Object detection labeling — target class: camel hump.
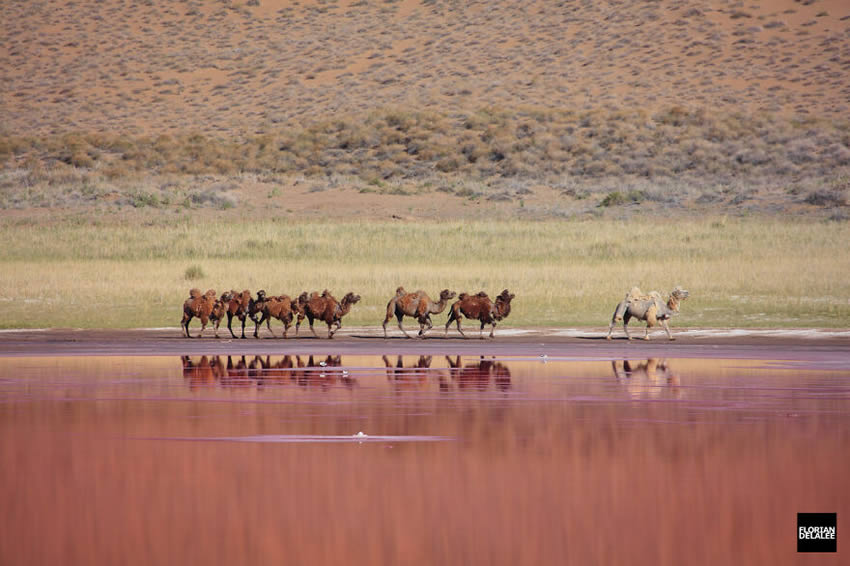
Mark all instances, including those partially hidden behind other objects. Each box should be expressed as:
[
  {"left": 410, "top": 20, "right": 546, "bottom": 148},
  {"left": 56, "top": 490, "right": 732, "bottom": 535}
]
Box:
[
  {"left": 321, "top": 289, "right": 330, "bottom": 297},
  {"left": 476, "top": 291, "right": 489, "bottom": 298},
  {"left": 189, "top": 288, "right": 202, "bottom": 299},
  {"left": 626, "top": 286, "right": 643, "bottom": 300},
  {"left": 458, "top": 292, "right": 469, "bottom": 300},
  {"left": 395, "top": 286, "right": 406, "bottom": 296}
]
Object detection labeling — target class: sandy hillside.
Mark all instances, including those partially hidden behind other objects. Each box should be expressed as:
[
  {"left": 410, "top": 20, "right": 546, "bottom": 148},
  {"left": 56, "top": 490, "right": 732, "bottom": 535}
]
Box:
[{"left": 3, "top": 0, "right": 850, "bottom": 137}]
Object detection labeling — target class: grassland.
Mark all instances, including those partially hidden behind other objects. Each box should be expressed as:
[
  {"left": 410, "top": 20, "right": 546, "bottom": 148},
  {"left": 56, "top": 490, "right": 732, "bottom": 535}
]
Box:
[{"left": 1, "top": 217, "right": 847, "bottom": 330}]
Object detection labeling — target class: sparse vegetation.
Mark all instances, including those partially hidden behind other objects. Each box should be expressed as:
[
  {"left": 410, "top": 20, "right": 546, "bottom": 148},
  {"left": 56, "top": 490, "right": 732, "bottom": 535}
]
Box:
[
  {"left": 0, "top": 218, "right": 847, "bottom": 329},
  {"left": 2, "top": 107, "right": 848, "bottom": 212}
]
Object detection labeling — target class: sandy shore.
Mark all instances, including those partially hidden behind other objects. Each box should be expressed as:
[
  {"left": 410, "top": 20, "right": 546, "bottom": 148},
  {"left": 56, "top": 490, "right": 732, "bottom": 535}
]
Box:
[{"left": 0, "top": 328, "right": 847, "bottom": 365}]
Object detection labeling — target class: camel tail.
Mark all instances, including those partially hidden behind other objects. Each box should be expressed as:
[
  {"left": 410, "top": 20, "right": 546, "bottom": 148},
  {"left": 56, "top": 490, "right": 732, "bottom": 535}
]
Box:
[{"left": 612, "top": 300, "right": 628, "bottom": 322}]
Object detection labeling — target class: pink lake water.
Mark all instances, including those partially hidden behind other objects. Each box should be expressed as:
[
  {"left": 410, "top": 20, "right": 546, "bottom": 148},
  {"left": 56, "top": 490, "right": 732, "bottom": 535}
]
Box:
[{"left": 1, "top": 353, "right": 848, "bottom": 565}]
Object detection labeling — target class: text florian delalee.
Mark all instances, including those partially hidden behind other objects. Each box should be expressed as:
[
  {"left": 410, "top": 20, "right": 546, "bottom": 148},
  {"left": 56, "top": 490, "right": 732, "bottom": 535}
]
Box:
[{"left": 799, "top": 526, "right": 837, "bottom": 540}]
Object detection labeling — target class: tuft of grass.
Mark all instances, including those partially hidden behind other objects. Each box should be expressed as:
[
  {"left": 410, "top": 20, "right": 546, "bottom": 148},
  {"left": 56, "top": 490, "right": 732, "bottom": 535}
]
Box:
[
  {"left": 598, "top": 190, "right": 646, "bottom": 207},
  {"left": 184, "top": 265, "right": 205, "bottom": 281}
]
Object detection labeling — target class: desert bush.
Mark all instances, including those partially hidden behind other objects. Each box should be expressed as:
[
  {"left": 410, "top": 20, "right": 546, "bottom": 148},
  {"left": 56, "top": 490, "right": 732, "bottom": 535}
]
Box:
[{"left": 184, "top": 265, "right": 205, "bottom": 281}]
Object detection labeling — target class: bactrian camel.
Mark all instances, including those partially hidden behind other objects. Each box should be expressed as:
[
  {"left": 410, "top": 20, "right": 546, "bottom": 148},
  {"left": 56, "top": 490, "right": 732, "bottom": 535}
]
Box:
[
  {"left": 445, "top": 289, "right": 515, "bottom": 339},
  {"left": 606, "top": 286, "right": 690, "bottom": 341},
  {"left": 302, "top": 290, "right": 361, "bottom": 338},
  {"left": 382, "top": 286, "right": 457, "bottom": 338},
  {"left": 181, "top": 288, "right": 218, "bottom": 338}
]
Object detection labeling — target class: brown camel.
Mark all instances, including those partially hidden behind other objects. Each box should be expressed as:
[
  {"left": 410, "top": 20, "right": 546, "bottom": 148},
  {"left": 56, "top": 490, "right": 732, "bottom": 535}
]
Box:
[
  {"left": 382, "top": 286, "right": 457, "bottom": 338},
  {"left": 302, "top": 290, "right": 361, "bottom": 338},
  {"left": 292, "top": 292, "right": 310, "bottom": 336},
  {"left": 208, "top": 291, "right": 234, "bottom": 338},
  {"left": 225, "top": 289, "right": 267, "bottom": 339},
  {"left": 444, "top": 289, "right": 515, "bottom": 339},
  {"left": 181, "top": 288, "right": 217, "bottom": 338},
  {"left": 254, "top": 294, "right": 296, "bottom": 338}
]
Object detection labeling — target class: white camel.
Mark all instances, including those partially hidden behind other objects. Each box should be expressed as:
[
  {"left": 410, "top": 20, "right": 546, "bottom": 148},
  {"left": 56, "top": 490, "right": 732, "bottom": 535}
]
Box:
[{"left": 606, "top": 286, "right": 690, "bottom": 341}]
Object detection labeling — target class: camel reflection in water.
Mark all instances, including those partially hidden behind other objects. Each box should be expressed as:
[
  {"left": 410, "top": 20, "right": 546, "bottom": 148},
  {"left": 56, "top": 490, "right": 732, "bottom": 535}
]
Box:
[
  {"left": 380, "top": 355, "right": 512, "bottom": 393},
  {"left": 181, "top": 355, "right": 511, "bottom": 393},
  {"left": 180, "top": 354, "right": 354, "bottom": 391},
  {"left": 611, "top": 358, "right": 681, "bottom": 398},
  {"left": 446, "top": 356, "right": 512, "bottom": 392},
  {"left": 382, "top": 355, "right": 433, "bottom": 393}
]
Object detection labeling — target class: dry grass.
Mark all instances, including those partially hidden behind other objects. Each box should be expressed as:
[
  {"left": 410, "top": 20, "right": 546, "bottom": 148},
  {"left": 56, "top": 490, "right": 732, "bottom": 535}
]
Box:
[{"left": 0, "top": 218, "right": 847, "bottom": 330}]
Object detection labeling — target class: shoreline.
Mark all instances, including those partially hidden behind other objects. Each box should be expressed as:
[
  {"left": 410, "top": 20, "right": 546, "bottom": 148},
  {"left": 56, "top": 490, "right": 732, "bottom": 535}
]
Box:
[{"left": 0, "top": 328, "right": 847, "bottom": 366}]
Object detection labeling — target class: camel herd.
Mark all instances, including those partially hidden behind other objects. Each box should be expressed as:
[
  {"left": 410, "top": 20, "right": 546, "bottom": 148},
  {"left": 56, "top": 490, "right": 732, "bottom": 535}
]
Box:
[{"left": 181, "top": 284, "right": 689, "bottom": 340}]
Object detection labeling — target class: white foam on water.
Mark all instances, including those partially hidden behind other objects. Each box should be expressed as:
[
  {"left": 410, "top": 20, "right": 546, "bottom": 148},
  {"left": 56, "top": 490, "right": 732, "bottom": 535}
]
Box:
[{"left": 205, "top": 434, "right": 453, "bottom": 443}]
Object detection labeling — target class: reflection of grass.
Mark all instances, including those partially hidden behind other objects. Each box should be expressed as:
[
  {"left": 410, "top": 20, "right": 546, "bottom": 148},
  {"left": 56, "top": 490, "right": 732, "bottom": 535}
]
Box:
[{"left": 0, "top": 219, "right": 847, "bottom": 329}]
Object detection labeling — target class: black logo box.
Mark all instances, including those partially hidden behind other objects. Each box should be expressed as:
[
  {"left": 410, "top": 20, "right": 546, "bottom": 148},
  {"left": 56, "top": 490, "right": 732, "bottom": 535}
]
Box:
[{"left": 798, "top": 513, "right": 837, "bottom": 553}]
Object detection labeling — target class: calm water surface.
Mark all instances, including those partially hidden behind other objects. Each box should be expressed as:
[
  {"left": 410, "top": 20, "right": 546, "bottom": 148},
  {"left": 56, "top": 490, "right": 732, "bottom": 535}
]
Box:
[{"left": 1, "top": 354, "right": 848, "bottom": 565}]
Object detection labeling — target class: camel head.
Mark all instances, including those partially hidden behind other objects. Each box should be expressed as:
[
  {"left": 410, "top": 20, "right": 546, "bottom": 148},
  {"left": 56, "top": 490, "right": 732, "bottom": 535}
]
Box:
[
  {"left": 439, "top": 289, "right": 457, "bottom": 301},
  {"left": 255, "top": 290, "right": 267, "bottom": 301},
  {"left": 494, "top": 289, "right": 515, "bottom": 320},
  {"left": 204, "top": 289, "right": 217, "bottom": 300},
  {"left": 668, "top": 286, "right": 689, "bottom": 311},
  {"left": 395, "top": 286, "right": 407, "bottom": 297},
  {"left": 497, "top": 289, "right": 515, "bottom": 303},
  {"left": 671, "top": 286, "right": 689, "bottom": 300},
  {"left": 342, "top": 292, "right": 361, "bottom": 306},
  {"left": 220, "top": 291, "right": 234, "bottom": 303}
]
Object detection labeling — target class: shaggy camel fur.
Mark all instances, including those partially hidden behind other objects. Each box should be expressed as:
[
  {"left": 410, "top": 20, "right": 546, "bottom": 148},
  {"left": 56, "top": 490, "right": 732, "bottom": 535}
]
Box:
[
  {"left": 444, "top": 289, "right": 515, "bottom": 339},
  {"left": 181, "top": 288, "right": 217, "bottom": 338},
  {"left": 254, "top": 294, "right": 296, "bottom": 338},
  {"left": 302, "top": 290, "right": 361, "bottom": 338},
  {"left": 208, "top": 291, "right": 234, "bottom": 338},
  {"left": 606, "top": 286, "right": 690, "bottom": 341},
  {"left": 292, "top": 292, "right": 310, "bottom": 336},
  {"left": 225, "top": 289, "right": 267, "bottom": 339},
  {"left": 382, "top": 286, "right": 457, "bottom": 338}
]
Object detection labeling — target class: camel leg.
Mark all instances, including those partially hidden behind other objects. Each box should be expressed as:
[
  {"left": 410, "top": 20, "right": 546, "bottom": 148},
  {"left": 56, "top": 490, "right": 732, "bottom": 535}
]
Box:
[
  {"left": 227, "top": 313, "right": 238, "bottom": 339},
  {"left": 308, "top": 315, "right": 319, "bottom": 338},
  {"left": 489, "top": 322, "right": 496, "bottom": 339},
  {"left": 623, "top": 313, "right": 632, "bottom": 341},
  {"left": 182, "top": 313, "right": 192, "bottom": 338},
  {"left": 662, "top": 320, "right": 675, "bottom": 341},
  {"left": 396, "top": 313, "right": 413, "bottom": 339},
  {"left": 253, "top": 313, "right": 266, "bottom": 339},
  {"left": 606, "top": 316, "right": 617, "bottom": 340},
  {"left": 419, "top": 316, "right": 433, "bottom": 338},
  {"left": 328, "top": 321, "right": 340, "bottom": 339},
  {"left": 479, "top": 321, "right": 486, "bottom": 340},
  {"left": 197, "top": 316, "right": 208, "bottom": 339},
  {"left": 455, "top": 316, "right": 466, "bottom": 338},
  {"left": 283, "top": 322, "right": 290, "bottom": 339},
  {"left": 240, "top": 316, "right": 247, "bottom": 339},
  {"left": 295, "top": 314, "right": 304, "bottom": 336},
  {"left": 214, "top": 320, "right": 221, "bottom": 339},
  {"left": 644, "top": 324, "right": 651, "bottom": 341}
]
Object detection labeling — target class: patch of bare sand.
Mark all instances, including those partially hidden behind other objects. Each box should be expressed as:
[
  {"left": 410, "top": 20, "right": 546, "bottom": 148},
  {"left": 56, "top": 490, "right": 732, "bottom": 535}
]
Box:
[{"left": 4, "top": 0, "right": 850, "bottom": 138}]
